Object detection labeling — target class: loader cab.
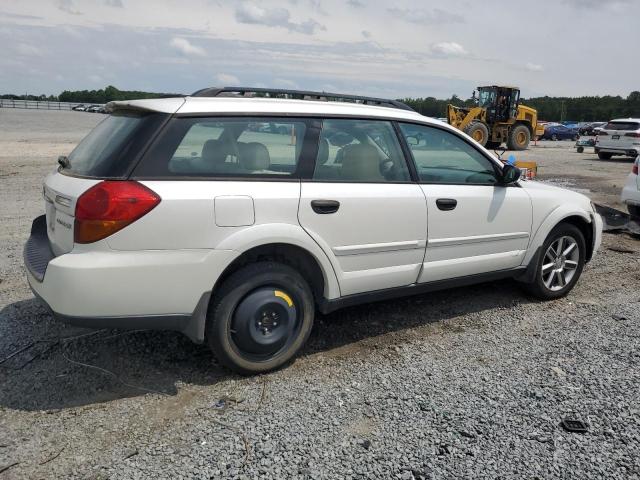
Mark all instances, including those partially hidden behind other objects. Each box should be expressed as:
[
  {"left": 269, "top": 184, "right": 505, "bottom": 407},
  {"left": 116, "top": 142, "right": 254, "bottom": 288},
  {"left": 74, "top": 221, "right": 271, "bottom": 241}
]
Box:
[{"left": 477, "top": 86, "right": 520, "bottom": 124}]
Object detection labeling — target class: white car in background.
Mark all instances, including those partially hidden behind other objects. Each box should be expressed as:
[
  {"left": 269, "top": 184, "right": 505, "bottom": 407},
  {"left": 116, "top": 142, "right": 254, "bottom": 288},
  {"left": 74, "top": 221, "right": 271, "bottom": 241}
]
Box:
[
  {"left": 595, "top": 118, "right": 640, "bottom": 159},
  {"left": 24, "top": 87, "right": 603, "bottom": 374},
  {"left": 621, "top": 156, "right": 640, "bottom": 217}
]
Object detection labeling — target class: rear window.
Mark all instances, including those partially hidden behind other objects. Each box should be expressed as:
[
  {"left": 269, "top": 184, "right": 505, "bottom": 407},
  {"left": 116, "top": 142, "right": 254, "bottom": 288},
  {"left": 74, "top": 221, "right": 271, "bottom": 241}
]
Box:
[
  {"left": 134, "top": 117, "right": 311, "bottom": 178},
  {"left": 604, "top": 121, "right": 640, "bottom": 131},
  {"left": 64, "top": 111, "right": 167, "bottom": 178}
]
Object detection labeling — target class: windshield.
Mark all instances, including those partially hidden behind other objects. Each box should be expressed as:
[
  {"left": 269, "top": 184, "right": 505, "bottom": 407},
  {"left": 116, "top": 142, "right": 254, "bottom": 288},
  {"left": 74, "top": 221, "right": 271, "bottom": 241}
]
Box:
[
  {"left": 65, "top": 111, "right": 166, "bottom": 177},
  {"left": 478, "top": 89, "right": 496, "bottom": 108}
]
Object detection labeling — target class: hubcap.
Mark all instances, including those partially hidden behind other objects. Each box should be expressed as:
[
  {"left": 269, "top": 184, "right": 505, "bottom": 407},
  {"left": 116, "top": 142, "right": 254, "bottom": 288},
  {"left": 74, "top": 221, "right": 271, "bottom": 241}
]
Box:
[
  {"left": 517, "top": 131, "right": 526, "bottom": 145},
  {"left": 541, "top": 236, "right": 579, "bottom": 291},
  {"left": 231, "top": 287, "right": 298, "bottom": 358}
]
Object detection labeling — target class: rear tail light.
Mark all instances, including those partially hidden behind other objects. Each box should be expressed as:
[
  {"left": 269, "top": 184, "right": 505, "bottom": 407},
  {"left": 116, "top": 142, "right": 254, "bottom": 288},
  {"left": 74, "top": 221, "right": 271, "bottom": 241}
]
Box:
[
  {"left": 625, "top": 132, "right": 640, "bottom": 138},
  {"left": 633, "top": 161, "right": 638, "bottom": 175},
  {"left": 75, "top": 181, "right": 160, "bottom": 243}
]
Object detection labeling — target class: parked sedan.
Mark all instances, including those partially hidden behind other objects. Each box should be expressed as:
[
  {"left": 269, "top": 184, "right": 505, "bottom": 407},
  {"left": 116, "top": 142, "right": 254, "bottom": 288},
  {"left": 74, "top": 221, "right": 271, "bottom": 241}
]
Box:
[
  {"left": 542, "top": 124, "right": 579, "bottom": 141},
  {"left": 579, "top": 122, "right": 606, "bottom": 136}
]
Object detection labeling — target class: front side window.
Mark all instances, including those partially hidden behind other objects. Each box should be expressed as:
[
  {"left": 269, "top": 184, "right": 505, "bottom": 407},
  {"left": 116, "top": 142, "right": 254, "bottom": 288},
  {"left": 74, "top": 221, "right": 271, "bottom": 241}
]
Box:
[
  {"left": 137, "top": 118, "right": 307, "bottom": 177},
  {"left": 312, "top": 119, "right": 410, "bottom": 182},
  {"left": 399, "top": 123, "right": 499, "bottom": 185}
]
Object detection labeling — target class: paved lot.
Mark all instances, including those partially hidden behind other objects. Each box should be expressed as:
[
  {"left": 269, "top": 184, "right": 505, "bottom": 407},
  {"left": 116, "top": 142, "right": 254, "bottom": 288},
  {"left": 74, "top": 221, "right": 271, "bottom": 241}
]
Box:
[{"left": 0, "top": 109, "right": 639, "bottom": 479}]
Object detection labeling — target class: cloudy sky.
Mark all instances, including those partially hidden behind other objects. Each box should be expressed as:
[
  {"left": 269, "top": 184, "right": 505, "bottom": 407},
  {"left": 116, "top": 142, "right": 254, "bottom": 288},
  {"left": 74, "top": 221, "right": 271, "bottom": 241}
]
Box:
[{"left": 1, "top": 0, "right": 639, "bottom": 99}]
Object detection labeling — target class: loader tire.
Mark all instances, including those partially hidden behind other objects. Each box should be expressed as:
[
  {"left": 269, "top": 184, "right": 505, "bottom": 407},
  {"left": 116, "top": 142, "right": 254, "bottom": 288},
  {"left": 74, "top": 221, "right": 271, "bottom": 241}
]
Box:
[
  {"left": 464, "top": 122, "right": 489, "bottom": 146},
  {"left": 507, "top": 124, "right": 531, "bottom": 150}
]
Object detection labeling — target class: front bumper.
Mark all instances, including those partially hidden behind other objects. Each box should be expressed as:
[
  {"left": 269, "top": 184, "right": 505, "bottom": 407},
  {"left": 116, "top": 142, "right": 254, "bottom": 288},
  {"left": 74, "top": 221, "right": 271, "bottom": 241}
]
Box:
[
  {"left": 591, "top": 212, "right": 603, "bottom": 260},
  {"left": 621, "top": 173, "right": 640, "bottom": 206},
  {"left": 24, "top": 215, "right": 235, "bottom": 343}
]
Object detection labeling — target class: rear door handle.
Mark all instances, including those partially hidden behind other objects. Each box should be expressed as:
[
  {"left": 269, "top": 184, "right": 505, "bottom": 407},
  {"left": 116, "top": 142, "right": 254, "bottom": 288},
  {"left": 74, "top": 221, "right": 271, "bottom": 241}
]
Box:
[
  {"left": 311, "top": 199, "right": 340, "bottom": 214},
  {"left": 436, "top": 198, "right": 457, "bottom": 211}
]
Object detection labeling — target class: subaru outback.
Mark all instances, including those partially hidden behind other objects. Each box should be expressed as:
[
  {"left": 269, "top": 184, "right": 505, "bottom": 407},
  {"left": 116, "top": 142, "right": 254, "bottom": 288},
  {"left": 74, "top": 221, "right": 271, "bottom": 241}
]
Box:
[{"left": 24, "top": 87, "right": 603, "bottom": 374}]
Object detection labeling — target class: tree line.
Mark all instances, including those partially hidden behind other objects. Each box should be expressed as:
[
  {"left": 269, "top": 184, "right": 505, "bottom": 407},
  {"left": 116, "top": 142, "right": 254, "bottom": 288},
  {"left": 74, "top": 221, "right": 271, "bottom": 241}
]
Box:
[
  {"left": 402, "top": 91, "right": 640, "bottom": 122},
  {"left": 2, "top": 85, "right": 640, "bottom": 122}
]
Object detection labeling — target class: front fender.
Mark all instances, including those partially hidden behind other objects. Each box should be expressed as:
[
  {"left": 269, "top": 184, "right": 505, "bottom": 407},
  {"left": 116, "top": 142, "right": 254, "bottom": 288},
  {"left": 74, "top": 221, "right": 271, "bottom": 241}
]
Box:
[
  {"left": 215, "top": 223, "right": 341, "bottom": 299},
  {"left": 523, "top": 205, "right": 591, "bottom": 265}
]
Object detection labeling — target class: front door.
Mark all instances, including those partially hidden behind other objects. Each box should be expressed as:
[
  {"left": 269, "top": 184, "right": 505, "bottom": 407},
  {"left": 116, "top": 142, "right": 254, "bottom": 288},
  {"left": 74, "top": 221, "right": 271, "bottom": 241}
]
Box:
[
  {"left": 398, "top": 123, "right": 532, "bottom": 283},
  {"left": 298, "top": 118, "right": 428, "bottom": 296}
]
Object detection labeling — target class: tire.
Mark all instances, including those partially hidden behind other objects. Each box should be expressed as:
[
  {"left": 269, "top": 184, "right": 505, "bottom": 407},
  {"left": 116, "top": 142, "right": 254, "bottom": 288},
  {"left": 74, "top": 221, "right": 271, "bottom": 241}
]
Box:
[
  {"left": 598, "top": 152, "right": 613, "bottom": 160},
  {"left": 206, "top": 262, "right": 315, "bottom": 375},
  {"left": 628, "top": 204, "right": 640, "bottom": 218},
  {"left": 485, "top": 141, "right": 502, "bottom": 149},
  {"left": 507, "top": 124, "right": 531, "bottom": 150},
  {"left": 577, "top": 146, "right": 584, "bottom": 153},
  {"left": 464, "top": 122, "right": 489, "bottom": 146},
  {"left": 521, "top": 223, "right": 586, "bottom": 300},
  {"left": 551, "top": 134, "right": 558, "bottom": 141}
]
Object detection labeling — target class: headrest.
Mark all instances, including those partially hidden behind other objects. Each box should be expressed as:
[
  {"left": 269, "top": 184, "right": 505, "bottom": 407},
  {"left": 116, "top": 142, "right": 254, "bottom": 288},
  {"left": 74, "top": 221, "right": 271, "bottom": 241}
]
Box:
[
  {"left": 317, "top": 138, "right": 329, "bottom": 165},
  {"left": 202, "top": 139, "right": 232, "bottom": 165},
  {"left": 340, "top": 144, "right": 383, "bottom": 181},
  {"left": 240, "top": 142, "right": 270, "bottom": 171}
]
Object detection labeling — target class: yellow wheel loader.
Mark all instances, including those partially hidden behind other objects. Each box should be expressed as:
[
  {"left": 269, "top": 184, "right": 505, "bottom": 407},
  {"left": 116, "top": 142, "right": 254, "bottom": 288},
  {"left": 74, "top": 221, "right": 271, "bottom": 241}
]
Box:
[{"left": 447, "top": 86, "right": 545, "bottom": 150}]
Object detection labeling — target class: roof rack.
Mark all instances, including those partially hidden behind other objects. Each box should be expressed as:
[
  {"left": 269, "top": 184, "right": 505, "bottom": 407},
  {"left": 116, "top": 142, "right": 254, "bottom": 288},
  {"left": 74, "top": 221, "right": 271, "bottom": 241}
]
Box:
[{"left": 190, "top": 86, "right": 415, "bottom": 112}]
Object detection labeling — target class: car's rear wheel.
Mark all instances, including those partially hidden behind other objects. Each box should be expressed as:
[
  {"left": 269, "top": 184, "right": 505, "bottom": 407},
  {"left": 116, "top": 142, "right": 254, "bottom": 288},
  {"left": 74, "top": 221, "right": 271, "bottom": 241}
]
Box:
[
  {"left": 598, "top": 152, "right": 613, "bottom": 160},
  {"left": 577, "top": 146, "right": 584, "bottom": 153},
  {"left": 521, "top": 223, "right": 585, "bottom": 300},
  {"left": 207, "top": 262, "right": 315, "bottom": 375}
]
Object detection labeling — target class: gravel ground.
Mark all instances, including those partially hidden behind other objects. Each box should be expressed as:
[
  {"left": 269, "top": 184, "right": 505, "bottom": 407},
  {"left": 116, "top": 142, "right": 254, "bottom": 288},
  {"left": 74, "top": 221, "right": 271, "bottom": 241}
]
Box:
[{"left": 1, "top": 109, "right": 639, "bottom": 479}]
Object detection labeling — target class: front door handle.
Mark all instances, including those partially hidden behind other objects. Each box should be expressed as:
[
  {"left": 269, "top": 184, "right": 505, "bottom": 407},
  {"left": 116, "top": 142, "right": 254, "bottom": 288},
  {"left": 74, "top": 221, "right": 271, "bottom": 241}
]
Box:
[
  {"left": 311, "top": 199, "right": 340, "bottom": 214},
  {"left": 436, "top": 198, "right": 457, "bottom": 211}
]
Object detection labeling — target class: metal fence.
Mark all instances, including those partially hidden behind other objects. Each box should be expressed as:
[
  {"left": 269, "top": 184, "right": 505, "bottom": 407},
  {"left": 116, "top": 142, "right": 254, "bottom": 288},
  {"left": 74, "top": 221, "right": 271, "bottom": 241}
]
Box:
[{"left": 0, "top": 99, "right": 102, "bottom": 110}]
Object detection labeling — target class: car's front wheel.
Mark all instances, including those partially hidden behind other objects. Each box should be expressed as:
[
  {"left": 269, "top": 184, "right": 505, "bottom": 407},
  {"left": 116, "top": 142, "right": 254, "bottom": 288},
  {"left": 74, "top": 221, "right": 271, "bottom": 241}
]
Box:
[
  {"left": 522, "top": 223, "right": 586, "bottom": 300},
  {"left": 207, "top": 262, "right": 315, "bottom": 375}
]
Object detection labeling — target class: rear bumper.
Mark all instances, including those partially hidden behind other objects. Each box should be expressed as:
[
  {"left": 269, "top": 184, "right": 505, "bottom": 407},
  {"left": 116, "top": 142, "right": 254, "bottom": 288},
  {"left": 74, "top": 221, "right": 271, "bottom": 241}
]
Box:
[
  {"left": 24, "top": 216, "right": 235, "bottom": 343},
  {"left": 595, "top": 146, "right": 638, "bottom": 156}
]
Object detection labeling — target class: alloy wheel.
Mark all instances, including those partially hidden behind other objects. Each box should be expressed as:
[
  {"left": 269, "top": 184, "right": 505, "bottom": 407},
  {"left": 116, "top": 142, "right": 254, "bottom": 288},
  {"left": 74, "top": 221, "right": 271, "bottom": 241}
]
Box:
[{"left": 541, "top": 236, "right": 580, "bottom": 291}]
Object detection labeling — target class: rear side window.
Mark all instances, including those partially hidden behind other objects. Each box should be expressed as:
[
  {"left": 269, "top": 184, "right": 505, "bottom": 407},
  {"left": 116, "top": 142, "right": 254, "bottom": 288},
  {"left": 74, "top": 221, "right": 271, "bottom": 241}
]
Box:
[
  {"left": 313, "top": 119, "right": 410, "bottom": 182},
  {"left": 604, "top": 121, "right": 640, "bottom": 131},
  {"left": 65, "top": 111, "right": 167, "bottom": 178},
  {"left": 136, "top": 118, "right": 308, "bottom": 177}
]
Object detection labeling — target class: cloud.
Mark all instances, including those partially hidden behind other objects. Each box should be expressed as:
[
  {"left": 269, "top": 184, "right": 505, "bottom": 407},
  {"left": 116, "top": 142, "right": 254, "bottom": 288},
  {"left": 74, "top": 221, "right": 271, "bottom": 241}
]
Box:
[
  {"left": 387, "top": 7, "right": 464, "bottom": 25},
  {"left": 105, "top": 0, "right": 124, "bottom": 7},
  {"left": 235, "top": 2, "right": 326, "bottom": 34},
  {"left": 562, "top": 0, "right": 631, "bottom": 6},
  {"left": 216, "top": 72, "right": 240, "bottom": 85},
  {"left": 429, "top": 42, "right": 468, "bottom": 57},
  {"left": 525, "top": 62, "right": 544, "bottom": 72},
  {"left": 347, "top": 0, "right": 364, "bottom": 6},
  {"left": 170, "top": 37, "right": 206, "bottom": 57},
  {"left": 16, "top": 43, "right": 42, "bottom": 56},
  {"left": 57, "top": 0, "right": 82, "bottom": 15}
]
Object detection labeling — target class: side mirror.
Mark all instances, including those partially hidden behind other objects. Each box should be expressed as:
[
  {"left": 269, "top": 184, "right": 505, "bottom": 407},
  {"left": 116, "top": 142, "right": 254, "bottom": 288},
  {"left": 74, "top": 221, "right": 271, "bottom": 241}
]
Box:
[{"left": 501, "top": 163, "right": 521, "bottom": 184}]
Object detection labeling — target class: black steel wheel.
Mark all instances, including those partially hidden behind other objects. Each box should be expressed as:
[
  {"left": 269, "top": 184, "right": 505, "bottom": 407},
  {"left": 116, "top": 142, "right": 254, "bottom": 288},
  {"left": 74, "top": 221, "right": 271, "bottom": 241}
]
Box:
[{"left": 207, "top": 262, "right": 314, "bottom": 374}]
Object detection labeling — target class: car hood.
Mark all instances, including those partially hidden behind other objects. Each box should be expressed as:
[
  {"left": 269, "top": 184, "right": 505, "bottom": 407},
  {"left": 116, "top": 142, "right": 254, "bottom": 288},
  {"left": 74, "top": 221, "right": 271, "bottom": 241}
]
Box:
[{"left": 520, "top": 180, "right": 593, "bottom": 211}]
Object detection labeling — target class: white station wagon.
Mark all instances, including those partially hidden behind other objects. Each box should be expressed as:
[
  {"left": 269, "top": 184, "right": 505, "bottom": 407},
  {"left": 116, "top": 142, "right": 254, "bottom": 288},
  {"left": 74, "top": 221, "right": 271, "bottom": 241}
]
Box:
[{"left": 24, "top": 87, "right": 603, "bottom": 374}]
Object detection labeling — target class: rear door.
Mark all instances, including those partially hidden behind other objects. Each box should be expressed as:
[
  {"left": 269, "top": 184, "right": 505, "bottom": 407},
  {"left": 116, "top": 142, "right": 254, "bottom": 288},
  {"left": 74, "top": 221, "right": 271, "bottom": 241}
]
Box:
[
  {"left": 600, "top": 121, "right": 640, "bottom": 150},
  {"left": 398, "top": 123, "right": 532, "bottom": 283},
  {"left": 298, "top": 118, "right": 427, "bottom": 296},
  {"left": 45, "top": 111, "right": 168, "bottom": 255}
]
